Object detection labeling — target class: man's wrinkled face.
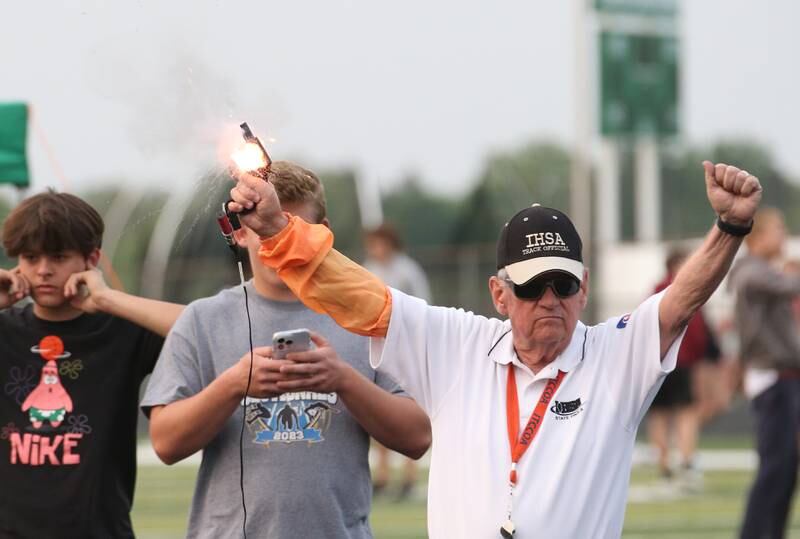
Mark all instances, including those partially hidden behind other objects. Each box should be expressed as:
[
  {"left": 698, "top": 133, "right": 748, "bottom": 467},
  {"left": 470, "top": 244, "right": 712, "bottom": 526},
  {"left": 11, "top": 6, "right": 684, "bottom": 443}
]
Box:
[
  {"left": 17, "top": 250, "right": 90, "bottom": 308},
  {"left": 489, "top": 270, "right": 588, "bottom": 351}
]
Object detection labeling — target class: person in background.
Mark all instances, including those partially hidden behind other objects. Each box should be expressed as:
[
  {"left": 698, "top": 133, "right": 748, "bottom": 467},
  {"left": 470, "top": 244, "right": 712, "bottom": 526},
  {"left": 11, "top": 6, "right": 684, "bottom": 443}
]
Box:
[
  {"left": 364, "top": 224, "right": 431, "bottom": 303},
  {"left": 729, "top": 207, "right": 800, "bottom": 539},
  {"left": 648, "top": 247, "right": 721, "bottom": 492},
  {"left": 363, "top": 223, "right": 432, "bottom": 500},
  {"left": 707, "top": 316, "right": 742, "bottom": 424},
  {"left": 783, "top": 259, "right": 800, "bottom": 324}
]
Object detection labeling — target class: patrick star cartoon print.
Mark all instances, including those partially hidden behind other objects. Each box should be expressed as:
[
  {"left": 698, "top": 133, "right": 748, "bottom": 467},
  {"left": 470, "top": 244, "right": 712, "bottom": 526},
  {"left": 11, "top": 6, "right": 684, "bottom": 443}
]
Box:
[{"left": 21, "top": 336, "right": 73, "bottom": 428}]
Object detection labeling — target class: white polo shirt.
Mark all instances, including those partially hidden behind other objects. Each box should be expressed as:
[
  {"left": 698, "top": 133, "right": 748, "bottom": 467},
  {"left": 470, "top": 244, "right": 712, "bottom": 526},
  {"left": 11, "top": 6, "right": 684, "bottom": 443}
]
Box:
[{"left": 370, "top": 289, "right": 681, "bottom": 539}]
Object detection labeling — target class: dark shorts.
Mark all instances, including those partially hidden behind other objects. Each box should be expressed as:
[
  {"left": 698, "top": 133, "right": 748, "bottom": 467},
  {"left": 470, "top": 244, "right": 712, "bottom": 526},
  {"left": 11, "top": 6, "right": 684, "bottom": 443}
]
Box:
[{"left": 651, "top": 366, "right": 693, "bottom": 409}]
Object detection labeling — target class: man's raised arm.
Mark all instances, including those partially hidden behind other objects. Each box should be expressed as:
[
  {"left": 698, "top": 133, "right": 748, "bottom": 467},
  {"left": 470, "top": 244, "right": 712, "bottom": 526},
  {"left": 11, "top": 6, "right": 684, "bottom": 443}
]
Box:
[
  {"left": 228, "top": 171, "right": 391, "bottom": 337},
  {"left": 659, "top": 161, "right": 762, "bottom": 358}
]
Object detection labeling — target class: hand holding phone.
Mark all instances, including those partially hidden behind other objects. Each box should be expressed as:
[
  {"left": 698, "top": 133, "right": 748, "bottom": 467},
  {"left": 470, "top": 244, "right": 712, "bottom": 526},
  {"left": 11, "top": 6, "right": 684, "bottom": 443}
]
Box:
[{"left": 272, "top": 328, "right": 311, "bottom": 359}]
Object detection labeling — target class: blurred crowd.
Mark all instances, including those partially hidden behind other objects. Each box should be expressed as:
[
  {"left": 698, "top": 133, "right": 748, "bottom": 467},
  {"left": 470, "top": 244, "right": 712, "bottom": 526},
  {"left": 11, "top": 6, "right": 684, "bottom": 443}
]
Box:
[{"left": 646, "top": 207, "right": 800, "bottom": 538}]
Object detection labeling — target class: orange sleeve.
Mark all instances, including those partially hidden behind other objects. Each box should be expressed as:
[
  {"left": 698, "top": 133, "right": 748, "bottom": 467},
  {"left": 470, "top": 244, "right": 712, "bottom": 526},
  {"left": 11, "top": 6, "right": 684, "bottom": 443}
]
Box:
[{"left": 257, "top": 214, "right": 391, "bottom": 337}]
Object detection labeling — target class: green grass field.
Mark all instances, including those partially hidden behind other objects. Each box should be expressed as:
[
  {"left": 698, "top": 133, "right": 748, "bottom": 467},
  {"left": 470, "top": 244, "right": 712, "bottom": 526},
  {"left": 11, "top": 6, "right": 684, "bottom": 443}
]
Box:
[{"left": 132, "top": 461, "right": 800, "bottom": 538}]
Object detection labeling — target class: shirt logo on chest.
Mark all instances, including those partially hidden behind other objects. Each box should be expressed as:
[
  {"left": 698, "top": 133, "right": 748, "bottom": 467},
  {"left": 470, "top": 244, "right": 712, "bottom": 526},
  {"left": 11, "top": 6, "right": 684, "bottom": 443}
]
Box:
[
  {"left": 617, "top": 314, "right": 631, "bottom": 329},
  {"left": 244, "top": 392, "right": 340, "bottom": 445},
  {"left": 4, "top": 335, "right": 91, "bottom": 467},
  {"left": 550, "top": 397, "right": 585, "bottom": 420}
]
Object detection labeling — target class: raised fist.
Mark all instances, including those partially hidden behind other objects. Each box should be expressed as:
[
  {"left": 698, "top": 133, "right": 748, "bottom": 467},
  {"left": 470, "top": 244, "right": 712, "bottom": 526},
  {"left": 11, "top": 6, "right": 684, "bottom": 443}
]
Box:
[{"left": 703, "top": 161, "right": 762, "bottom": 226}]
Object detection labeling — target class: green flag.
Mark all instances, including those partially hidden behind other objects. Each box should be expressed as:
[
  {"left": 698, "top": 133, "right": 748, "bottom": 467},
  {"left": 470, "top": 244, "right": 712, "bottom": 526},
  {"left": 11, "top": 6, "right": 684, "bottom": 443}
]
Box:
[{"left": 0, "top": 103, "right": 30, "bottom": 187}]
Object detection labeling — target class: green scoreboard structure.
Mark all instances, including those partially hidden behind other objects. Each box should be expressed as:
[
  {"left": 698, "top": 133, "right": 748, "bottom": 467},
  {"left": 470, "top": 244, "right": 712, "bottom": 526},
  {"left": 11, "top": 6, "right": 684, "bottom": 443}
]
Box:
[
  {"left": 600, "top": 32, "right": 678, "bottom": 136},
  {"left": 595, "top": 0, "right": 679, "bottom": 137},
  {"left": 587, "top": 0, "right": 679, "bottom": 243}
]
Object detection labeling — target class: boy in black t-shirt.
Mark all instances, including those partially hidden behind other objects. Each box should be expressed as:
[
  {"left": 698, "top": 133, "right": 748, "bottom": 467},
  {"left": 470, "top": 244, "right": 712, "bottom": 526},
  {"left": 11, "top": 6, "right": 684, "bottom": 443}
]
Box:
[{"left": 0, "top": 191, "right": 184, "bottom": 538}]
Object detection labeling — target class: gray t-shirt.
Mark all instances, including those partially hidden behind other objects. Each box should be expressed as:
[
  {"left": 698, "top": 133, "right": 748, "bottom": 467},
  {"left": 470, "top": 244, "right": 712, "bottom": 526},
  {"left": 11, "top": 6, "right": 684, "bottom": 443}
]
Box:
[{"left": 141, "top": 282, "right": 403, "bottom": 539}]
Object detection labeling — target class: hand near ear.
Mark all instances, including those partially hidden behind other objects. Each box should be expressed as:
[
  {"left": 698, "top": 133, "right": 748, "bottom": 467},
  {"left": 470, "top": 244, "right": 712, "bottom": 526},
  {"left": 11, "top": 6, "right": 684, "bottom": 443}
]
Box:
[
  {"left": 64, "top": 268, "right": 110, "bottom": 313},
  {"left": 0, "top": 268, "right": 29, "bottom": 309}
]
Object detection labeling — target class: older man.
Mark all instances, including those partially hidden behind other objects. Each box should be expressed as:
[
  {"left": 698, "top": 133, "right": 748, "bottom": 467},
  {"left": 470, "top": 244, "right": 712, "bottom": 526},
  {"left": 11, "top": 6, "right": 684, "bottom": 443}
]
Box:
[{"left": 228, "top": 161, "right": 761, "bottom": 538}]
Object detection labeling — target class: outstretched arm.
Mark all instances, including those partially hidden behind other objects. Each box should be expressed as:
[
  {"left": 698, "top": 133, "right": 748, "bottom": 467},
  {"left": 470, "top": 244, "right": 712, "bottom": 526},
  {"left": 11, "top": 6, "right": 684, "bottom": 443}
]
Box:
[
  {"left": 228, "top": 171, "right": 392, "bottom": 337},
  {"left": 64, "top": 268, "right": 184, "bottom": 337},
  {"left": 659, "top": 162, "right": 762, "bottom": 358}
]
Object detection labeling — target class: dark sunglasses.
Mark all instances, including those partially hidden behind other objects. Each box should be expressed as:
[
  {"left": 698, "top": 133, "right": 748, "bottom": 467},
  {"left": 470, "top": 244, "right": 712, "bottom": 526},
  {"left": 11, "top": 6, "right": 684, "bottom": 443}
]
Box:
[{"left": 505, "top": 274, "right": 580, "bottom": 301}]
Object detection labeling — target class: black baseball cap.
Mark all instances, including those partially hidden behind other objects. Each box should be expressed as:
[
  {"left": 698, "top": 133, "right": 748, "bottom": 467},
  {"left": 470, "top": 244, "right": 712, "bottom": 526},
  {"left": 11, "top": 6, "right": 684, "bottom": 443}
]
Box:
[{"left": 496, "top": 204, "right": 584, "bottom": 285}]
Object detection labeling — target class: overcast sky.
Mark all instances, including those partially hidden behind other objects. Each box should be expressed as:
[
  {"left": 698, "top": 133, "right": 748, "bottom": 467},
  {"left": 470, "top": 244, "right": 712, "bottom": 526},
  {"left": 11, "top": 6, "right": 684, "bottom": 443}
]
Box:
[{"left": 2, "top": 0, "right": 798, "bottom": 198}]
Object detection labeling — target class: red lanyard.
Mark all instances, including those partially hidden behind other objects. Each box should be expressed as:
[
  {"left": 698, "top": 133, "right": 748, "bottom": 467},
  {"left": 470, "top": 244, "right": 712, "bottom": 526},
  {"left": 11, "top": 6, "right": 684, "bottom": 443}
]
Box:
[{"left": 505, "top": 366, "right": 566, "bottom": 485}]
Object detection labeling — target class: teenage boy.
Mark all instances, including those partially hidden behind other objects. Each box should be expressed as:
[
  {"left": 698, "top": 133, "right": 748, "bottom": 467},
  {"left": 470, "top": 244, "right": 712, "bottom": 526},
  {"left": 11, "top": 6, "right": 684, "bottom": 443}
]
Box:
[
  {"left": 143, "top": 162, "right": 431, "bottom": 539},
  {"left": 0, "top": 191, "right": 183, "bottom": 538}
]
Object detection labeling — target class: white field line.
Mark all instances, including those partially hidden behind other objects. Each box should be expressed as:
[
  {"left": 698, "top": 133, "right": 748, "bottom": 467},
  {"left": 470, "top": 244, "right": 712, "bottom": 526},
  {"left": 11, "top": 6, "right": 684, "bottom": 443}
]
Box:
[{"left": 138, "top": 441, "right": 757, "bottom": 471}]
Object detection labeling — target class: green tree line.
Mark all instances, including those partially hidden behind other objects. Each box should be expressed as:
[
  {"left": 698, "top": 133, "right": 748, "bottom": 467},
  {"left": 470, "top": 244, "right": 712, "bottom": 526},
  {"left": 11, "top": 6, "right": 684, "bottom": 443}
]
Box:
[{"left": 0, "top": 138, "right": 797, "bottom": 307}]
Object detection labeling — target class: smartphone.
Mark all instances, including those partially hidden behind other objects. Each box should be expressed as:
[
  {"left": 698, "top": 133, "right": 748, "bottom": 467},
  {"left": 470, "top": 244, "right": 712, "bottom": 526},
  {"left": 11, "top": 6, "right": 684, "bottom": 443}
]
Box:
[{"left": 272, "top": 328, "right": 311, "bottom": 359}]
